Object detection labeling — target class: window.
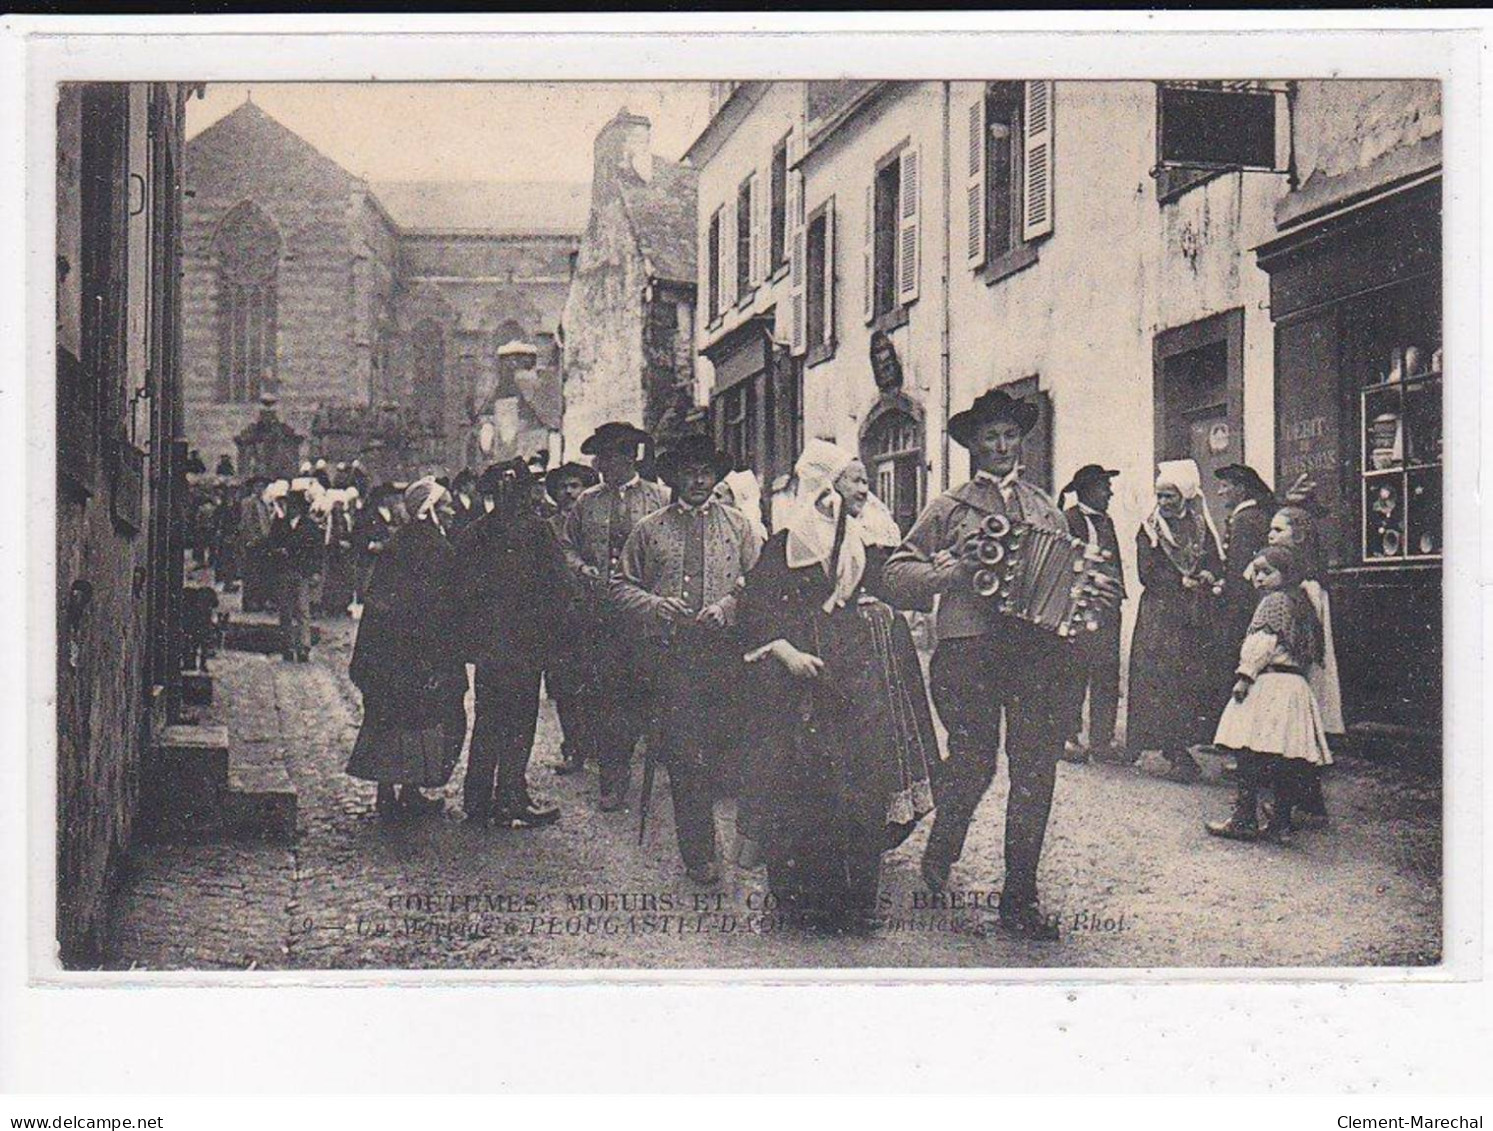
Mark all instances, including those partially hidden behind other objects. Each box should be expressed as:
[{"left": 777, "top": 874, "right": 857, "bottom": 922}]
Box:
[
  {"left": 706, "top": 208, "right": 722, "bottom": 322},
  {"left": 804, "top": 199, "right": 835, "bottom": 360},
  {"left": 864, "top": 144, "right": 921, "bottom": 324},
  {"left": 862, "top": 405, "right": 924, "bottom": 534},
  {"left": 719, "top": 378, "right": 758, "bottom": 472},
  {"left": 770, "top": 137, "right": 789, "bottom": 273},
  {"left": 966, "top": 81, "right": 1055, "bottom": 279},
  {"left": 736, "top": 175, "right": 754, "bottom": 302},
  {"left": 410, "top": 319, "right": 445, "bottom": 425},
  {"left": 214, "top": 200, "right": 281, "bottom": 403}
]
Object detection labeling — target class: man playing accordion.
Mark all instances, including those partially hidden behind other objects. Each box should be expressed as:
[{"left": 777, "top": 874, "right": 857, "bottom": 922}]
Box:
[{"left": 883, "top": 388, "right": 1121, "bottom": 941}]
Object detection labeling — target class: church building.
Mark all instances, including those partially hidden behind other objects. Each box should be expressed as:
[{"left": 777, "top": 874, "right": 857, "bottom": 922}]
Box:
[{"left": 181, "top": 99, "right": 587, "bottom": 474}]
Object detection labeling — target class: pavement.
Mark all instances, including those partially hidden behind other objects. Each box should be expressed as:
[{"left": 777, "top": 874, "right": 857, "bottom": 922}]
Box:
[{"left": 103, "top": 602, "right": 1442, "bottom": 972}]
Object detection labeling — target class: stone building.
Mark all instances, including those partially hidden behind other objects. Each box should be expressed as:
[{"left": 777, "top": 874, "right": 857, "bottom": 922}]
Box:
[
  {"left": 56, "top": 82, "right": 195, "bottom": 964},
  {"left": 182, "top": 100, "right": 584, "bottom": 474},
  {"left": 561, "top": 109, "right": 699, "bottom": 458},
  {"left": 687, "top": 80, "right": 1441, "bottom": 751}
]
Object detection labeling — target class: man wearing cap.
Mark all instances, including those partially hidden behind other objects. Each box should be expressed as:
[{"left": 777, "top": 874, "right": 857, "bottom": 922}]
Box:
[
  {"left": 612, "top": 435, "right": 760, "bottom": 885},
  {"left": 1059, "top": 464, "right": 1128, "bottom": 765},
  {"left": 447, "top": 459, "right": 567, "bottom": 829},
  {"left": 544, "top": 462, "right": 601, "bottom": 776},
  {"left": 883, "top": 388, "right": 1119, "bottom": 940},
  {"left": 561, "top": 422, "right": 670, "bottom": 811}
]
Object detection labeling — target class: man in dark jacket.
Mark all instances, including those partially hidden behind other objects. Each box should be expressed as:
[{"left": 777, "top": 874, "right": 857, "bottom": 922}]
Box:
[
  {"left": 448, "top": 459, "right": 567, "bottom": 828},
  {"left": 265, "top": 487, "right": 323, "bottom": 662},
  {"left": 1059, "top": 465, "right": 1128, "bottom": 764},
  {"left": 544, "top": 461, "right": 600, "bottom": 776},
  {"left": 1214, "top": 463, "right": 1275, "bottom": 677}
]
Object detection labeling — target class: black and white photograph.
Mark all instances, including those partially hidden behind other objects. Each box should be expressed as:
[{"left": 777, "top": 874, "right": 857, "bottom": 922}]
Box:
[{"left": 38, "top": 68, "right": 1458, "bottom": 976}]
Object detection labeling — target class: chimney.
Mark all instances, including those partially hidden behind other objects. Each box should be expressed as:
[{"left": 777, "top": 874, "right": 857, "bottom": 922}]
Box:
[{"left": 593, "top": 108, "right": 653, "bottom": 201}]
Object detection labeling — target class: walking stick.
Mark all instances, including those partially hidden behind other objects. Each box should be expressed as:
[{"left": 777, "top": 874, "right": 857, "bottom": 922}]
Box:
[{"left": 637, "top": 733, "right": 656, "bottom": 846}]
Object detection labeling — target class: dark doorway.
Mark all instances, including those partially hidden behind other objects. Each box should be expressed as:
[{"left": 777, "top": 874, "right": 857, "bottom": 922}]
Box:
[{"left": 1154, "top": 309, "right": 1246, "bottom": 525}]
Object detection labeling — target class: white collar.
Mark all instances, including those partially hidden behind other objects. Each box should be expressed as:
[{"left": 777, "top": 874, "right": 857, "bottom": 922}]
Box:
[
  {"left": 974, "top": 465, "right": 1023, "bottom": 491},
  {"left": 607, "top": 474, "right": 641, "bottom": 492},
  {"left": 676, "top": 498, "right": 712, "bottom": 516},
  {"left": 1078, "top": 502, "right": 1105, "bottom": 518},
  {"left": 1232, "top": 499, "right": 1260, "bottom": 518}
]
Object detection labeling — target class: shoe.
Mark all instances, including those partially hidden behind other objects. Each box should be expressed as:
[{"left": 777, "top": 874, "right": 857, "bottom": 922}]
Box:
[
  {"left": 375, "top": 783, "right": 400, "bottom": 817},
  {"left": 1294, "top": 809, "right": 1330, "bottom": 830},
  {"left": 498, "top": 799, "right": 560, "bottom": 829},
  {"left": 1204, "top": 815, "right": 1259, "bottom": 841},
  {"left": 920, "top": 855, "right": 950, "bottom": 893},
  {"left": 1160, "top": 753, "right": 1203, "bottom": 784},
  {"left": 1260, "top": 805, "right": 1295, "bottom": 845},
  {"left": 685, "top": 861, "right": 721, "bottom": 886},
  {"left": 996, "top": 903, "right": 1061, "bottom": 942},
  {"left": 399, "top": 788, "right": 444, "bottom": 817},
  {"left": 1060, "top": 740, "right": 1090, "bottom": 765},
  {"left": 599, "top": 788, "right": 624, "bottom": 813}
]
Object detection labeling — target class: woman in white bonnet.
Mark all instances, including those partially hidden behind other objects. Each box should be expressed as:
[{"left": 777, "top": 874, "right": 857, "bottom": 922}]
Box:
[
  {"left": 736, "top": 439, "right": 937, "bottom": 930},
  {"left": 1126, "top": 458, "right": 1227, "bottom": 782}
]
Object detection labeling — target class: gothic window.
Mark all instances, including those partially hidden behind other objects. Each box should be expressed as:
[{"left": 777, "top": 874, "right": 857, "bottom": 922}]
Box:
[
  {"left": 213, "top": 201, "right": 281, "bottom": 403},
  {"left": 411, "top": 318, "right": 446, "bottom": 424}
]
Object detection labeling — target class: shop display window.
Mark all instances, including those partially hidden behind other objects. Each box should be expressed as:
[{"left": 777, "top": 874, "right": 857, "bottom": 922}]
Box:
[{"left": 1344, "top": 279, "right": 1442, "bottom": 563}]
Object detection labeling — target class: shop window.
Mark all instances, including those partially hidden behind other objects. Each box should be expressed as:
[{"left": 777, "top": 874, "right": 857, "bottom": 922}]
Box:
[
  {"left": 214, "top": 200, "right": 281, "bottom": 403},
  {"left": 718, "top": 378, "right": 758, "bottom": 472},
  {"left": 862, "top": 403, "right": 924, "bottom": 535},
  {"left": 1347, "top": 280, "right": 1442, "bottom": 563}
]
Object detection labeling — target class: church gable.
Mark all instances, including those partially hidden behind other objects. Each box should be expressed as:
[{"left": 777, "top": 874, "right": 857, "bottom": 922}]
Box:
[{"left": 186, "top": 101, "right": 360, "bottom": 204}]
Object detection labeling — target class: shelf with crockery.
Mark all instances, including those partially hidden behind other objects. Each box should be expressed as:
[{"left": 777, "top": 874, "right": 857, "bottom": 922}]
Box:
[{"left": 1360, "top": 350, "right": 1442, "bottom": 565}]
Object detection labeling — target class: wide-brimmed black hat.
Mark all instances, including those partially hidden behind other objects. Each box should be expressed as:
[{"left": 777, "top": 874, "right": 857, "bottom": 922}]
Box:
[
  {"left": 1061, "top": 463, "right": 1120, "bottom": 498},
  {"left": 1214, "top": 463, "right": 1273, "bottom": 500},
  {"left": 654, "top": 434, "right": 732, "bottom": 487},
  {"left": 580, "top": 421, "right": 651, "bottom": 457},
  {"left": 545, "top": 461, "right": 599, "bottom": 498},
  {"left": 948, "top": 388, "right": 1040, "bottom": 448},
  {"left": 476, "top": 458, "right": 533, "bottom": 497}
]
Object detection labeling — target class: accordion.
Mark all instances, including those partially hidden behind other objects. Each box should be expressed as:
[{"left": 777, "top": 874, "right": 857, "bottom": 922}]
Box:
[{"left": 961, "top": 514, "right": 1112, "bottom": 639}]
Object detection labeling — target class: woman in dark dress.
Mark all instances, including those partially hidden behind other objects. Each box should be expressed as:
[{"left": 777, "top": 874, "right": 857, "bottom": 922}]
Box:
[
  {"left": 737, "top": 440, "right": 937, "bottom": 929},
  {"left": 346, "top": 477, "right": 468, "bottom": 818},
  {"left": 1126, "top": 459, "right": 1227, "bottom": 782}
]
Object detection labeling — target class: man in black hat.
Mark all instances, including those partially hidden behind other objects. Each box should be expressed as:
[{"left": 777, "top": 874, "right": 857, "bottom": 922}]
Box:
[
  {"left": 1214, "top": 463, "right": 1276, "bottom": 681},
  {"left": 883, "top": 388, "right": 1119, "bottom": 940},
  {"left": 561, "top": 422, "right": 670, "bottom": 811},
  {"left": 1058, "top": 465, "right": 1128, "bottom": 765},
  {"left": 447, "top": 459, "right": 566, "bottom": 828},
  {"left": 543, "top": 461, "right": 600, "bottom": 776},
  {"left": 612, "top": 435, "right": 760, "bottom": 885}
]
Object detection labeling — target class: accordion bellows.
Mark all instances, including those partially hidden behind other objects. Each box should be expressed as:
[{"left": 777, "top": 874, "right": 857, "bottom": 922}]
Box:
[{"left": 962, "top": 515, "right": 1111, "bottom": 638}]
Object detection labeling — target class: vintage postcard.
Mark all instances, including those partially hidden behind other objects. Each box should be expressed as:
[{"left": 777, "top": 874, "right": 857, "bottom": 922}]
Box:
[{"left": 24, "top": 24, "right": 1476, "bottom": 989}]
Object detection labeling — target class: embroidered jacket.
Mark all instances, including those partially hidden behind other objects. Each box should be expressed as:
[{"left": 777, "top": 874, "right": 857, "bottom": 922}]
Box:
[
  {"left": 561, "top": 476, "right": 671, "bottom": 582},
  {"left": 611, "top": 500, "right": 761, "bottom": 639}
]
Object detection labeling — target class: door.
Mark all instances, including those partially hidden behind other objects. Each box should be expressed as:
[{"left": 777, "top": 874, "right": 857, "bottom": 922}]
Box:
[{"left": 1155, "top": 310, "right": 1245, "bottom": 527}]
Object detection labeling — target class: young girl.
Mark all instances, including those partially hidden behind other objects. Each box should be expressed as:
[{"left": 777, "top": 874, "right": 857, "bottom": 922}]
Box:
[
  {"left": 1205, "top": 544, "right": 1333, "bottom": 844},
  {"left": 1266, "top": 505, "right": 1343, "bottom": 826}
]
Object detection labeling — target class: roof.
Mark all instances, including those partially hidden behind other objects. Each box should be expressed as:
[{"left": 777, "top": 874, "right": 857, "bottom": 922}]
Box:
[
  {"left": 368, "top": 180, "right": 591, "bottom": 236},
  {"left": 187, "top": 100, "right": 359, "bottom": 198},
  {"left": 618, "top": 158, "right": 698, "bottom": 285}
]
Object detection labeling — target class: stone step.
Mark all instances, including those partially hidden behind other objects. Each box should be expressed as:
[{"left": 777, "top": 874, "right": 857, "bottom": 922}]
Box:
[
  {"left": 143, "top": 725, "right": 298, "bottom": 847},
  {"left": 224, "top": 741, "right": 298, "bottom": 845},
  {"left": 142, "top": 724, "right": 231, "bottom": 843}
]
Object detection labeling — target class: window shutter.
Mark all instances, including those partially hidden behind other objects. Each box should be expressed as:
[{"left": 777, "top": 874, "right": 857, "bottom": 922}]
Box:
[
  {"left": 747, "top": 173, "right": 762, "bottom": 288},
  {"left": 788, "top": 170, "right": 806, "bottom": 355},
  {"left": 821, "top": 195, "right": 836, "bottom": 349},
  {"left": 722, "top": 199, "right": 738, "bottom": 310},
  {"left": 966, "top": 93, "right": 987, "bottom": 268},
  {"left": 1022, "top": 80, "right": 1055, "bottom": 242},
  {"left": 897, "top": 145, "right": 920, "bottom": 304},
  {"left": 862, "top": 182, "right": 875, "bottom": 324}
]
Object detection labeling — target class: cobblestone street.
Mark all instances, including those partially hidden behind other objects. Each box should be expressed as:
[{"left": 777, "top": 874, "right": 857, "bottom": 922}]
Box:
[{"left": 104, "top": 608, "right": 1442, "bottom": 972}]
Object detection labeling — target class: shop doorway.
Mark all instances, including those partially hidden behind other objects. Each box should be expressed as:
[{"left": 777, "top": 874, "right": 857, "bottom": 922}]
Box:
[{"left": 1154, "top": 309, "right": 1245, "bottom": 524}]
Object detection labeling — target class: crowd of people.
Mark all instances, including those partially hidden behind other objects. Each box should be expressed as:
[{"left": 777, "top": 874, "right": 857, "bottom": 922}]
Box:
[{"left": 186, "top": 380, "right": 1343, "bottom": 942}]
